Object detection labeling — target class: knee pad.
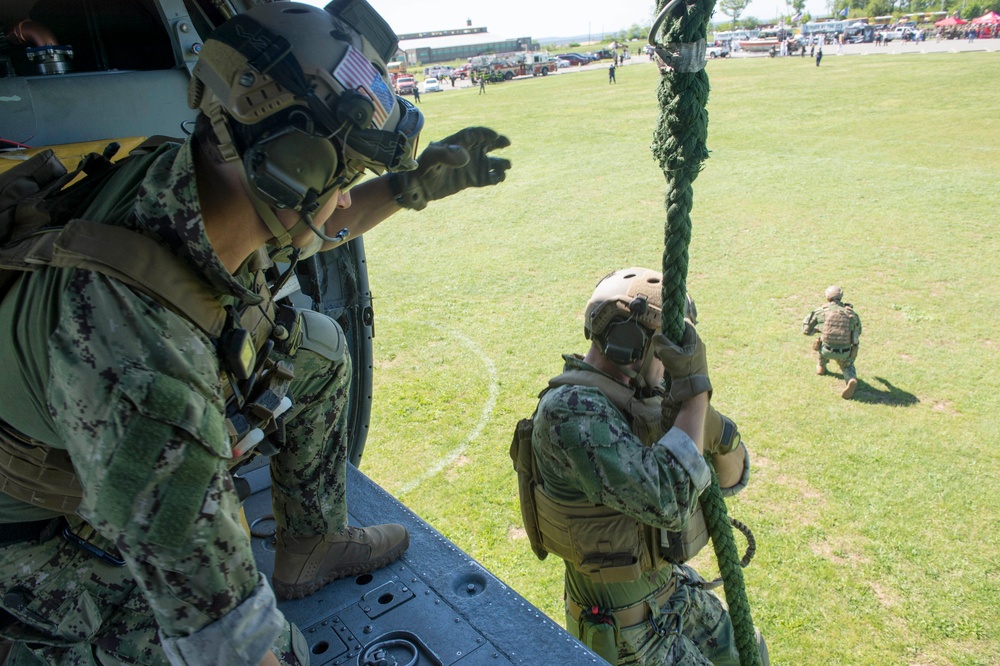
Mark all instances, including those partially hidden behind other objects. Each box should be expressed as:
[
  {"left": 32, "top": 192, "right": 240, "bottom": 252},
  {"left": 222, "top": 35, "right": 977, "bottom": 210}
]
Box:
[{"left": 297, "top": 310, "right": 346, "bottom": 363}]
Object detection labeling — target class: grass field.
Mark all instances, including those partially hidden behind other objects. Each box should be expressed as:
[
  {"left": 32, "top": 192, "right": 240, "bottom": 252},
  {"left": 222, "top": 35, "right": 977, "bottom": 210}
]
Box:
[{"left": 360, "top": 53, "right": 1000, "bottom": 665}]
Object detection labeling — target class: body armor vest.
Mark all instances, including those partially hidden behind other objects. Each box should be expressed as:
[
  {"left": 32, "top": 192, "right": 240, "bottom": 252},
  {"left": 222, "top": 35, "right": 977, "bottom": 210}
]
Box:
[
  {"left": 510, "top": 364, "right": 707, "bottom": 583},
  {"left": 0, "top": 144, "right": 298, "bottom": 514},
  {"left": 821, "top": 303, "right": 854, "bottom": 347}
]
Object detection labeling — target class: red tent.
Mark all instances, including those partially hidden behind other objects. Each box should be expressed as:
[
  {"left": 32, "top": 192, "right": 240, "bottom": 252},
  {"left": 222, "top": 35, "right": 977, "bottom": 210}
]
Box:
[
  {"left": 971, "top": 11, "right": 1000, "bottom": 23},
  {"left": 934, "top": 16, "right": 968, "bottom": 26}
]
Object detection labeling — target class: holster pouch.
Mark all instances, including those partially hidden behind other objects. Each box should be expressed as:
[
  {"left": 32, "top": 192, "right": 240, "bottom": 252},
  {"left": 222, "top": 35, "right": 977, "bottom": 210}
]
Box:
[
  {"left": 578, "top": 609, "right": 620, "bottom": 663},
  {"left": 659, "top": 503, "right": 709, "bottom": 565},
  {"left": 510, "top": 417, "right": 547, "bottom": 560},
  {"left": 812, "top": 337, "right": 822, "bottom": 352}
]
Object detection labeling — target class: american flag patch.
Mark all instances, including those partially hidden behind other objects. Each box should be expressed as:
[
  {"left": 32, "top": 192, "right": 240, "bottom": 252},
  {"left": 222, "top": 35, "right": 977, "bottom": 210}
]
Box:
[{"left": 332, "top": 44, "right": 395, "bottom": 128}]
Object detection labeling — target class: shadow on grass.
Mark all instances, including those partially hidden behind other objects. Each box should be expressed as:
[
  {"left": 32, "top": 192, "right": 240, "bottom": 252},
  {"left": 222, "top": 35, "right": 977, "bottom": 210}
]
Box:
[
  {"left": 822, "top": 374, "right": 918, "bottom": 406},
  {"left": 853, "top": 376, "right": 919, "bottom": 406}
]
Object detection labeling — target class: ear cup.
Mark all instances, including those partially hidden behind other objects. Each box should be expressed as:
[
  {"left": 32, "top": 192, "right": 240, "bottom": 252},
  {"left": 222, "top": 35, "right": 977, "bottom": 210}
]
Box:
[
  {"left": 244, "top": 130, "right": 340, "bottom": 210},
  {"left": 335, "top": 91, "right": 375, "bottom": 129},
  {"left": 601, "top": 319, "right": 650, "bottom": 366}
]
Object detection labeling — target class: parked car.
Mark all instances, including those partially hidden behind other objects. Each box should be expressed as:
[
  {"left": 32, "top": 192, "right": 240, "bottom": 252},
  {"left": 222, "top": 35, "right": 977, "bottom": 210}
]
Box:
[
  {"left": 395, "top": 76, "right": 416, "bottom": 95},
  {"left": 423, "top": 66, "right": 453, "bottom": 79},
  {"left": 706, "top": 44, "right": 730, "bottom": 58},
  {"left": 556, "top": 58, "right": 570, "bottom": 68},
  {"left": 883, "top": 27, "right": 913, "bottom": 41},
  {"left": 556, "top": 53, "right": 589, "bottom": 66},
  {"left": 452, "top": 64, "right": 471, "bottom": 79},
  {"left": 423, "top": 77, "right": 441, "bottom": 93}
]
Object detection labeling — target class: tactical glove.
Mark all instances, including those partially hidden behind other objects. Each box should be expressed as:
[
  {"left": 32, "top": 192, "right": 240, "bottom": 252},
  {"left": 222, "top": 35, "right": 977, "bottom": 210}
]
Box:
[
  {"left": 660, "top": 395, "right": 682, "bottom": 432},
  {"left": 652, "top": 322, "right": 712, "bottom": 403},
  {"left": 704, "top": 405, "right": 742, "bottom": 456},
  {"left": 389, "top": 126, "right": 511, "bottom": 211}
]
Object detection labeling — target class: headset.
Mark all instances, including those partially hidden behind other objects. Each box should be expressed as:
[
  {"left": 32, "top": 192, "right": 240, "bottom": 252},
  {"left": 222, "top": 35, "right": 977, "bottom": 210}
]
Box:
[
  {"left": 590, "top": 296, "right": 656, "bottom": 366},
  {"left": 201, "top": 8, "right": 422, "bottom": 216},
  {"left": 240, "top": 88, "right": 384, "bottom": 214}
]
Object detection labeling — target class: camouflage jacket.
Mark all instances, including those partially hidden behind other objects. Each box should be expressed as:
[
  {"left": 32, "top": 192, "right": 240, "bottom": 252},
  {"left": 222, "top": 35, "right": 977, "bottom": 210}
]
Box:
[
  {"left": 531, "top": 355, "right": 721, "bottom": 611},
  {"left": 802, "top": 300, "right": 863, "bottom": 342},
  {"left": 0, "top": 140, "right": 283, "bottom": 663}
]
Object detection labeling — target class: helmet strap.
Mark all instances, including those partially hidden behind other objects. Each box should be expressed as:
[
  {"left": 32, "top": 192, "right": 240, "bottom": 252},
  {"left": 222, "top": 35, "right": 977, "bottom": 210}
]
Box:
[
  {"left": 628, "top": 342, "right": 657, "bottom": 391},
  {"left": 604, "top": 332, "right": 655, "bottom": 392},
  {"left": 241, "top": 176, "right": 294, "bottom": 249},
  {"left": 208, "top": 101, "right": 240, "bottom": 163}
]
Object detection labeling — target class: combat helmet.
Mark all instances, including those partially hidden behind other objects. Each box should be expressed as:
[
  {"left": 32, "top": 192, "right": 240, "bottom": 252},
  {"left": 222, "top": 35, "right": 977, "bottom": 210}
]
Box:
[
  {"left": 188, "top": 0, "right": 423, "bottom": 224},
  {"left": 825, "top": 285, "right": 843, "bottom": 302},
  {"left": 584, "top": 268, "right": 665, "bottom": 366}
]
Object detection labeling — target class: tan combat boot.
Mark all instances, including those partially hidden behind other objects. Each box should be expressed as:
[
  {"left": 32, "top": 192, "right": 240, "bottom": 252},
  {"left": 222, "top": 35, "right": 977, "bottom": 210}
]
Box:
[
  {"left": 841, "top": 378, "right": 858, "bottom": 399},
  {"left": 816, "top": 362, "right": 827, "bottom": 375},
  {"left": 273, "top": 524, "right": 409, "bottom": 600}
]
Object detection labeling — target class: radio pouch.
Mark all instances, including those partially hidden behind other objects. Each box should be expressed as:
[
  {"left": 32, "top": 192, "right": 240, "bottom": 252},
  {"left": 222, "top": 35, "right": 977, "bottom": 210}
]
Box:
[{"left": 578, "top": 608, "right": 620, "bottom": 663}]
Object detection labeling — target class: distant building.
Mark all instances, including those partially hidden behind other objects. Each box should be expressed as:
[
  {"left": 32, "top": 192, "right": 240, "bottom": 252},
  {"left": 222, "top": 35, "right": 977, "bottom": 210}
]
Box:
[{"left": 396, "top": 27, "right": 537, "bottom": 65}]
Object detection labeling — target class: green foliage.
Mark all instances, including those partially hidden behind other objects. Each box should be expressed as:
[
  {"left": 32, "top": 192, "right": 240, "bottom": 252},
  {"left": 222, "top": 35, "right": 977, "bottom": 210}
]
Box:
[
  {"left": 963, "top": 2, "right": 987, "bottom": 18},
  {"left": 361, "top": 53, "right": 1000, "bottom": 663},
  {"left": 864, "top": 0, "right": 894, "bottom": 19},
  {"left": 720, "top": 0, "right": 752, "bottom": 25},
  {"left": 615, "top": 22, "right": 651, "bottom": 41}
]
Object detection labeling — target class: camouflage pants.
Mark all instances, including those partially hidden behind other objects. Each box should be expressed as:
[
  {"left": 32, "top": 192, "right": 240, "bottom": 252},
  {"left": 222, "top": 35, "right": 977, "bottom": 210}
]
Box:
[
  {"left": 270, "top": 341, "right": 352, "bottom": 536},
  {"left": 0, "top": 343, "right": 350, "bottom": 664},
  {"left": 567, "top": 566, "right": 740, "bottom": 666},
  {"left": 818, "top": 347, "right": 857, "bottom": 383}
]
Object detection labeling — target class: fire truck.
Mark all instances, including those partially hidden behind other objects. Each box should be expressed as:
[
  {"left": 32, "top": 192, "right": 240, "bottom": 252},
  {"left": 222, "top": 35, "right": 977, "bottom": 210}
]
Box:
[{"left": 470, "top": 51, "right": 558, "bottom": 81}]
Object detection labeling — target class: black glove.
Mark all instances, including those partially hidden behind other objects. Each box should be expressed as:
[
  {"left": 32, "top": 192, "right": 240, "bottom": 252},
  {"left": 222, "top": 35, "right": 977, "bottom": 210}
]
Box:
[
  {"left": 390, "top": 127, "right": 511, "bottom": 211},
  {"left": 652, "top": 322, "right": 712, "bottom": 403}
]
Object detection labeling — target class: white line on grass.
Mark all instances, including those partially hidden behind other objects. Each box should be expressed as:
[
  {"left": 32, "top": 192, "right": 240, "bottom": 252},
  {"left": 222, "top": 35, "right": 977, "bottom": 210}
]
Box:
[{"left": 397, "top": 322, "right": 499, "bottom": 495}]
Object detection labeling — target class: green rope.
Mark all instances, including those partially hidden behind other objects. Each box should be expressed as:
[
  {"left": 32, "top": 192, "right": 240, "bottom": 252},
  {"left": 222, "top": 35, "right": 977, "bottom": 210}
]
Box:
[{"left": 650, "top": 1, "right": 762, "bottom": 664}]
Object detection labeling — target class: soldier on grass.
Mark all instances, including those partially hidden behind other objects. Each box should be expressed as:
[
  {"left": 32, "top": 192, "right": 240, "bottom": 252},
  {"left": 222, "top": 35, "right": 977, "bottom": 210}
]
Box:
[{"left": 802, "top": 285, "right": 863, "bottom": 399}]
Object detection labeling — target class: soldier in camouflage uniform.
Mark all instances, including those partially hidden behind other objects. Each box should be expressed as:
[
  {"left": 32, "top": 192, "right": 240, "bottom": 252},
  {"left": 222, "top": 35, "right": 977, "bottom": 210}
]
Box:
[
  {"left": 0, "top": 3, "right": 510, "bottom": 665},
  {"left": 516, "top": 269, "right": 760, "bottom": 665},
  {"left": 802, "top": 286, "right": 863, "bottom": 399}
]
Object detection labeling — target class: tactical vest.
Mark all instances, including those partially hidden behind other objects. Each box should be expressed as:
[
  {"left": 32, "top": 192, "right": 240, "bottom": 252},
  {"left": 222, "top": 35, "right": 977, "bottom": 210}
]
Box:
[
  {"left": 0, "top": 143, "right": 296, "bottom": 514},
  {"left": 821, "top": 303, "right": 854, "bottom": 347},
  {"left": 510, "top": 365, "right": 708, "bottom": 584}
]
